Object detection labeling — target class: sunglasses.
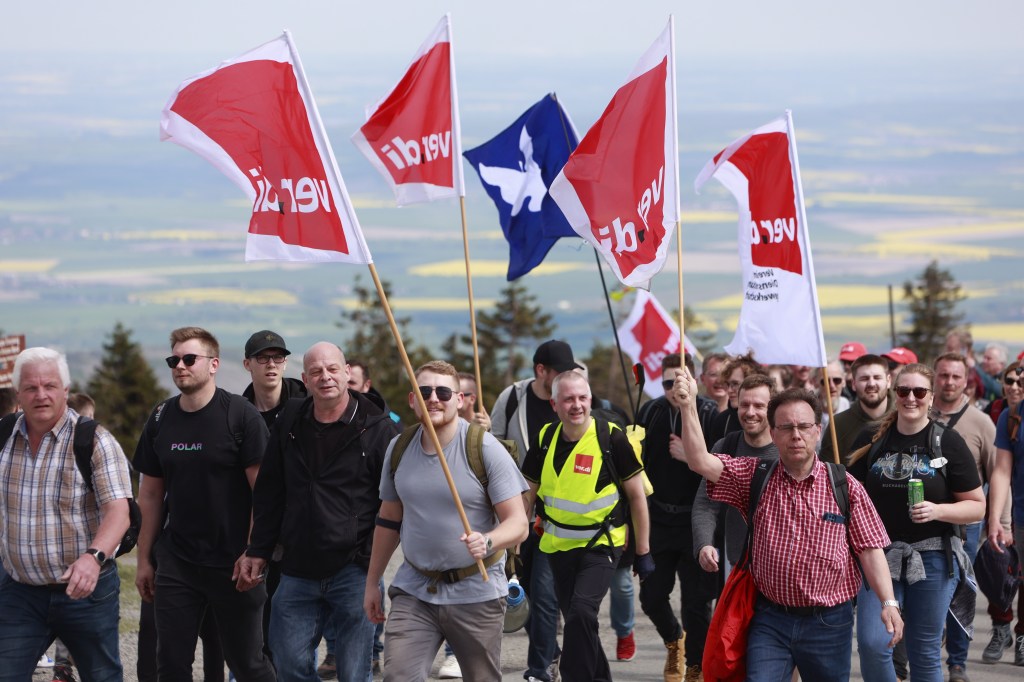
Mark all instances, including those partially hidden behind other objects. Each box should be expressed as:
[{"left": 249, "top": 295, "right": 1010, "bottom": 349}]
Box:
[
  {"left": 165, "top": 354, "right": 214, "bottom": 369},
  {"left": 418, "top": 385, "right": 455, "bottom": 402},
  {"left": 661, "top": 379, "right": 675, "bottom": 391},
  {"left": 1005, "top": 376, "right": 1022, "bottom": 387},
  {"left": 820, "top": 377, "right": 844, "bottom": 386},
  {"left": 894, "top": 386, "right": 930, "bottom": 400}
]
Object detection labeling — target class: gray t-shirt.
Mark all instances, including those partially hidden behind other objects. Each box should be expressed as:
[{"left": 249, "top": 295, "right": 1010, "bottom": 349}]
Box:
[{"left": 380, "top": 419, "right": 528, "bottom": 604}]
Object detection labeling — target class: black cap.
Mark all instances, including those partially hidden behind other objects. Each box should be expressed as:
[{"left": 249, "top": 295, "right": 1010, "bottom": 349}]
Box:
[
  {"left": 245, "top": 330, "right": 291, "bottom": 358},
  {"left": 533, "top": 340, "right": 581, "bottom": 373}
]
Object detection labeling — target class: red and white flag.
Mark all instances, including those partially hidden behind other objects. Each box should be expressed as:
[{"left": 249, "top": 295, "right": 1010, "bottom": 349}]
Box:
[
  {"left": 617, "top": 290, "right": 698, "bottom": 398},
  {"left": 160, "top": 33, "right": 371, "bottom": 264},
  {"left": 352, "top": 14, "right": 463, "bottom": 206},
  {"left": 694, "top": 111, "right": 826, "bottom": 366},
  {"left": 549, "top": 19, "right": 679, "bottom": 290}
]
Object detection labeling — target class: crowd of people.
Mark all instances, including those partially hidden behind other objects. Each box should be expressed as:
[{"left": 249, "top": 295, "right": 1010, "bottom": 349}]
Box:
[{"left": 0, "top": 325, "right": 1022, "bottom": 682}]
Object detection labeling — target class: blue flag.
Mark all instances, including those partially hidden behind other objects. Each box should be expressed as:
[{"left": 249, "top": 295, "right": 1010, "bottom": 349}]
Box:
[{"left": 464, "top": 94, "right": 578, "bottom": 280}]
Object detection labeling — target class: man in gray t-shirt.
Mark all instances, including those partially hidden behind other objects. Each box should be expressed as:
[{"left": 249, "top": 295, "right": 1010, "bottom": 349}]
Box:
[{"left": 364, "top": 360, "right": 529, "bottom": 682}]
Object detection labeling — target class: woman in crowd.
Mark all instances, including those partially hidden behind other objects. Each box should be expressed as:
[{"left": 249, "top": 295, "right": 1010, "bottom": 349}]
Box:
[{"left": 847, "top": 363, "right": 985, "bottom": 682}]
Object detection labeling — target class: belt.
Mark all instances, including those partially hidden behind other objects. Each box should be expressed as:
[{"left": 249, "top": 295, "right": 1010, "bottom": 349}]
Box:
[
  {"left": 756, "top": 593, "right": 848, "bottom": 616},
  {"left": 408, "top": 551, "right": 503, "bottom": 594}
]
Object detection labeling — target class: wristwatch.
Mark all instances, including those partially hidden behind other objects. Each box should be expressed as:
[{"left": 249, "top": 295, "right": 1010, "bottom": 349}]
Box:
[
  {"left": 85, "top": 548, "right": 107, "bottom": 566},
  {"left": 881, "top": 599, "right": 900, "bottom": 611},
  {"left": 485, "top": 535, "right": 493, "bottom": 552}
]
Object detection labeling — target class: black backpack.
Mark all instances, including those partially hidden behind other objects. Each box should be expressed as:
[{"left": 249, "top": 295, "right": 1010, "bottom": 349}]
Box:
[{"left": 0, "top": 413, "right": 142, "bottom": 557}]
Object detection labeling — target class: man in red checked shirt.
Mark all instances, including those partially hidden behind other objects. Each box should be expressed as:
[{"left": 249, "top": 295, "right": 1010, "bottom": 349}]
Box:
[{"left": 669, "top": 370, "right": 903, "bottom": 681}]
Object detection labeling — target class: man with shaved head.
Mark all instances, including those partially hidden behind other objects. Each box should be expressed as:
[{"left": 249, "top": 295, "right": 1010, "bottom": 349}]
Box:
[{"left": 237, "top": 342, "right": 400, "bottom": 682}]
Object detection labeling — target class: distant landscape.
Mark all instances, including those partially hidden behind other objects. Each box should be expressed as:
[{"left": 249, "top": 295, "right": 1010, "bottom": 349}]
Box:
[{"left": 1, "top": 50, "right": 1022, "bottom": 391}]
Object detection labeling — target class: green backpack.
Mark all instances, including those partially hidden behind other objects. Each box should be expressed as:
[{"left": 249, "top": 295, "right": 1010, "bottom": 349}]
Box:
[{"left": 389, "top": 422, "right": 519, "bottom": 495}]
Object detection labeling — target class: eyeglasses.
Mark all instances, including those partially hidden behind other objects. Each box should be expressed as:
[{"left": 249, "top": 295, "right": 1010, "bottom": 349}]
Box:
[
  {"left": 253, "top": 354, "right": 286, "bottom": 365},
  {"left": 774, "top": 423, "right": 818, "bottom": 435},
  {"left": 165, "top": 354, "right": 214, "bottom": 369},
  {"left": 820, "top": 377, "right": 844, "bottom": 386},
  {"left": 418, "top": 385, "right": 454, "bottom": 402},
  {"left": 895, "top": 386, "right": 930, "bottom": 400},
  {"left": 726, "top": 381, "right": 742, "bottom": 390},
  {"left": 1004, "top": 377, "right": 1022, "bottom": 387},
  {"left": 661, "top": 379, "right": 675, "bottom": 391}
]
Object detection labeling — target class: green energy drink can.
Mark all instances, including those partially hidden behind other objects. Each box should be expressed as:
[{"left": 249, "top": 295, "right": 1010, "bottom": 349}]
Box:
[{"left": 908, "top": 479, "right": 924, "bottom": 509}]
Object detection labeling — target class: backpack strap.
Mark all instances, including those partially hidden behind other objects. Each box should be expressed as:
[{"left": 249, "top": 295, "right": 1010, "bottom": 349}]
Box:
[
  {"left": 466, "top": 423, "right": 489, "bottom": 489},
  {"left": 226, "top": 392, "right": 250, "bottom": 447},
  {"left": 389, "top": 424, "right": 422, "bottom": 478},
  {"left": 504, "top": 386, "right": 519, "bottom": 428},
  {"left": 741, "top": 458, "right": 779, "bottom": 564},
  {"left": 72, "top": 417, "right": 99, "bottom": 491},
  {"left": 719, "top": 430, "right": 743, "bottom": 456}
]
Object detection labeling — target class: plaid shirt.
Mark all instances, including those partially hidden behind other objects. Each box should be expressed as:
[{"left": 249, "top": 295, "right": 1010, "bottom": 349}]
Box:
[
  {"left": 0, "top": 408, "right": 132, "bottom": 584},
  {"left": 708, "top": 454, "right": 889, "bottom": 607}
]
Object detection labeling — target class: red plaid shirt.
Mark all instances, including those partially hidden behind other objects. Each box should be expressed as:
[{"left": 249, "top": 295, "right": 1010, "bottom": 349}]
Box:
[{"left": 708, "top": 455, "right": 889, "bottom": 607}]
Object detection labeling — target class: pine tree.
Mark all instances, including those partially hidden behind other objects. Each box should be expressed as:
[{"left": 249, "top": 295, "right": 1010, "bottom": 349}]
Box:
[
  {"left": 580, "top": 342, "right": 638, "bottom": 419},
  {"left": 899, "top": 260, "right": 966, "bottom": 365},
  {"left": 476, "top": 282, "right": 556, "bottom": 390},
  {"left": 86, "top": 322, "right": 169, "bottom": 455},
  {"left": 338, "top": 275, "right": 430, "bottom": 422}
]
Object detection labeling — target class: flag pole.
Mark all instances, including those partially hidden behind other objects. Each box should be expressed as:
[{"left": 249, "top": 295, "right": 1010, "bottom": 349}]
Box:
[
  {"left": 458, "top": 197, "right": 487, "bottom": 413},
  {"left": 367, "top": 262, "right": 489, "bottom": 580},
  {"left": 822, "top": 364, "right": 841, "bottom": 465},
  {"left": 668, "top": 16, "right": 685, "bottom": 341},
  {"left": 593, "top": 250, "right": 637, "bottom": 420}
]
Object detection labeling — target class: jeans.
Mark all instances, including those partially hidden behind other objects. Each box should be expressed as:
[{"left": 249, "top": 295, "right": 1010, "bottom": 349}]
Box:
[
  {"left": 549, "top": 547, "right": 620, "bottom": 682},
  {"left": 858, "top": 550, "right": 959, "bottom": 682},
  {"left": 520, "top": 528, "right": 561, "bottom": 681},
  {"left": 746, "top": 596, "right": 854, "bottom": 682},
  {"left": 946, "top": 522, "right": 981, "bottom": 668},
  {"left": 609, "top": 566, "right": 634, "bottom": 638},
  {"left": 0, "top": 565, "right": 122, "bottom": 682},
  {"left": 270, "top": 564, "right": 375, "bottom": 682}
]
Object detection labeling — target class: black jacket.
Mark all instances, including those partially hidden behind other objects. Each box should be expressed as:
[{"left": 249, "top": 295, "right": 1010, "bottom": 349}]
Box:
[
  {"left": 247, "top": 389, "right": 401, "bottom": 579},
  {"left": 242, "top": 377, "right": 308, "bottom": 428}
]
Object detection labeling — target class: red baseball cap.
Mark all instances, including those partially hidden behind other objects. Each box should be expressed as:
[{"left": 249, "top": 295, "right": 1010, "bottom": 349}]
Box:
[
  {"left": 882, "top": 347, "right": 918, "bottom": 365},
  {"left": 838, "top": 342, "right": 867, "bottom": 362}
]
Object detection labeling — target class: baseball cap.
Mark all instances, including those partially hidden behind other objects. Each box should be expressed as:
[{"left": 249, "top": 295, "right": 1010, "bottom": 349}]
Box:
[
  {"left": 533, "top": 340, "right": 582, "bottom": 373},
  {"left": 838, "top": 342, "right": 867, "bottom": 362},
  {"left": 245, "top": 330, "right": 291, "bottom": 358},
  {"left": 881, "top": 347, "right": 917, "bottom": 365}
]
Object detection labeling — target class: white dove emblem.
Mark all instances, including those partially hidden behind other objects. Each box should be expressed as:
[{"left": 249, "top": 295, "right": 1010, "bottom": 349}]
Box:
[{"left": 478, "top": 126, "right": 547, "bottom": 216}]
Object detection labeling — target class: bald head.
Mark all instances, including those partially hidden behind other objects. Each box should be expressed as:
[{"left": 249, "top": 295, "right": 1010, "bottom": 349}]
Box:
[{"left": 302, "top": 342, "right": 349, "bottom": 409}]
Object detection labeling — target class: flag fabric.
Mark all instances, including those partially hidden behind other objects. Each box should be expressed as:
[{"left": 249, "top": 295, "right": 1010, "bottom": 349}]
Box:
[
  {"left": 160, "top": 33, "right": 371, "bottom": 264},
  {"left": 549, "top": 19, "right": 679, "bottom": 290},
  {"left": 463, "top": 94, "right": 579, "bottom": 280},
  {"left": 617, "top": 289, "right": 698, "bottom": 398},
  {"left": 694, "top": 111, "right": 827, "bottom": 366},
  {"left": 352, "top": 14, "right": 463, "bottom": 206}
]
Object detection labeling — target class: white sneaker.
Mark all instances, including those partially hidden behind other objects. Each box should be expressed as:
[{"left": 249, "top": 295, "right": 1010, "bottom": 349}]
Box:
[
  {"left": 37, "top": 654, "right": 55, "bottom": 669},
  {"left": 438, "top": 654, "right": 462, "bottom": 679}
]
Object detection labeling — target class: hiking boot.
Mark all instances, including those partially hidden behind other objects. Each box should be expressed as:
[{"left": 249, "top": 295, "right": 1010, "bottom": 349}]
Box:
[
  {"left": 547, "top": 655, "right": 560, "bottom": 682},
  {"left": 982, "top": 623, "right": 1013, "bottom": 663},
  {"left": 1015, "top": 634, "right": 1024, "bottom": 666},
  {"left": 664, "top": 637, "right": 684, "bottom": 682},
  {"left": 616, "top": 631, "right": 636, "bottom": 661},
  {"left": 948, "top": 664, "right": 970, "bottom": 682},
  {"left": 317, "top": 653, "right": 338, "bottom": 680},
  {"left": 52, "top": 666, "right": 77, "bottom": 682},
  {"left": 438, "top": 654, "right": 462, "bottom": 679},
  {"left": 684, "top": 664, "right": 703, "bottom": 682}
]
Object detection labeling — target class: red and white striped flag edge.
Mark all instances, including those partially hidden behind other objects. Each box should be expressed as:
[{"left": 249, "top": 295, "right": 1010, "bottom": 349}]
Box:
[
  {"left": 352, "top": 14, "right": 463, "bottom": 206},
  {"left": 617, "top": 289, "right": 698, "bottom": 398},
  {"left": 160, "top": 34, "right": 372, "bottom": 264},
  {"left": 549, "top": 20, "right": 679, "bottom": 290},
  {"left": 694, "top": 113, "right": 827, "bottom": 366}
]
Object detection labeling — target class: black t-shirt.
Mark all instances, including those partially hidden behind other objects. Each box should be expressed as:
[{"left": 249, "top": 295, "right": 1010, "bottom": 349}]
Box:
[
  {"left": 637, "top": 398, "right": 704, "bottom": 510},
  {"left": 133, "top": 389, "right": 270, "bottom": 568},
  {"left": 525, "top": 383, "right": 557, "bottom": 448},
  {"left": 849, "top": 421, "right": 980, "bottom": 544},
  {"left": 522, "top": 421, "right": 643, "bottom": 493}
]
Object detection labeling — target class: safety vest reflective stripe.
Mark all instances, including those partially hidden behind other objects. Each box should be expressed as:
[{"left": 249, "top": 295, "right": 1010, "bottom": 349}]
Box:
[
  {"left": 542, "top": 492, "right": 619, "bottom": 515},
  {"left": 542, "top": 521, "right": 605, "bottom": 540}
]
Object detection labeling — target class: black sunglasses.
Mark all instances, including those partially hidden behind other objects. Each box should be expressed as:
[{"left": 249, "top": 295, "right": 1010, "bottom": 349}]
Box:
[
  {"left": 165, "top": 354, "right": 214, "bottom": 369},
  {"left": 1005, "top": 376, "right": 1022, "bottom": 387},
  {"left": 418, "top": 385, "right": 454, "bottom": 402},
  {"left": 894, "top": 386, "right": 930, "bottom": 400},
  {"left": 661, "top": 379, "right": 675, "bottom": 391},
  {"left": 820, "top": 377, "right": 843, "bottom": 386}
]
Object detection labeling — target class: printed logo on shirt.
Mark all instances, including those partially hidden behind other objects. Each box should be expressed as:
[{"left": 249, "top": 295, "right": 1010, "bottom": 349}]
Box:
[
  {"left": 871, "top": 447, "right": 935, "bottom": 482},
  {"left": 574, "top": 454, "right": 594, "bottom": 475},
  {"left": 170, "top": 443, "right": 203, "bottom": 452}
]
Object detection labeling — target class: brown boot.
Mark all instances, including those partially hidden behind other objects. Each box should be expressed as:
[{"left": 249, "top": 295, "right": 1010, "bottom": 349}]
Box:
[
  {"left": 664, "top": 637, "right": 685, "bottom": 682},
  {"left": 684, "top": 664, "right": 703, "bottom": 682}
]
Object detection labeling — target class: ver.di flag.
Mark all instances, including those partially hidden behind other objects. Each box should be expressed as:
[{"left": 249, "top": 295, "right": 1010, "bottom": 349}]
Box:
[
  {"left": 694, "top": 111, "right": 826, "bottom": 366},
  {"left": 352, "top": 14, "right": 463, "bottom": 206},
  {"left": 160, "top": 33, "right": 371, "bottom": 264},
  {"left": 549, "top": 18, "right": 679, "bottom": 290},
  {"left": 617, "top": 289, "right": 698, "bottom": 398},
  {"left": 463, "top": 94, "right": 579, "bottom": 280}
]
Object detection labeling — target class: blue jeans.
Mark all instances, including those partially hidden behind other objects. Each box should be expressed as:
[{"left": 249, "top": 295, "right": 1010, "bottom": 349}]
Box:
[
  {"left": 270, "top": 564, "right": 375, "bottom": 682},
  {"left": 858, "top": 550, "right": 959, "bottom": 682},
  {"left": 609, "top": 565, "right": 634, "bottom": 638},
  {"left": 0, "top": 565, "right": 122, "bottom": 682},
  {"left": 946, "top": 522, "right": 980, "bottom": 668},
  {"left": 522, "top": 529, "right": 561, "bottom": 681},
  {"left": 746, "top": 596, "right": 854, "bottom": 681}
]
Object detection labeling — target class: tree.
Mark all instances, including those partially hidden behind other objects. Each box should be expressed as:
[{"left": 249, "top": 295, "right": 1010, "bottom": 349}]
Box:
[
  {"left": 899, "top": 259, "right": 966, "bottom": 365},
  {"left": 476, "top": 282, "right": 556, "bottom": 390},
  {"left": 338, "top": 275, "right": 430, "bottom": 422},
  {"left": 86, "top": 322, "right": 169, "bottom": 456},
  {"left": 580, "top": 342, "right": 638, "bottom": 419}
]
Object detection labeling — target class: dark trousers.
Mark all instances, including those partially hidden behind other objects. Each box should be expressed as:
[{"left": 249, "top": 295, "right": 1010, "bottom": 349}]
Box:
[
  {"left": 154, "top": 543, "right": 275, "bottom": 682},
  {"left": 137, "top": 598, "right": 224, "bottom": 682},
  {"left": 519, "top": 527, "right": 561, "bottom": 680},
  {"left": 639, "top": 544, "right": 714, "bottom": 667},
  {"left": 548, "top": 546, "right": 620, "bottom": 682}
]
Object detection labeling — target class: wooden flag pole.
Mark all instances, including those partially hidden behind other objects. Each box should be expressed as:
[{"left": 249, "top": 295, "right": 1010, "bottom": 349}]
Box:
[
  {"left": 821, "top": 363, "right": 841, "bottom": 465},
  {"left": 367, "top": 261, "right": 488, "bottom": 580},
  {"left": 677, "top": 220, "right": 685, "bottom": 338},
  {"left": 458, "top": 197, "right": 487, "bottom": 414}
]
